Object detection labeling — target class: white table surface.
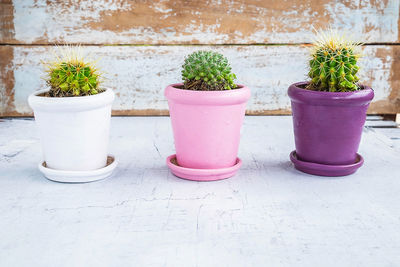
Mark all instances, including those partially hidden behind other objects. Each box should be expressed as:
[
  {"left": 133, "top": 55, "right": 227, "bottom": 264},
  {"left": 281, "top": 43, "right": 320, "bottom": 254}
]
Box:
[{"left": 0, "top": 116, "right": 399, "bottom": 267}]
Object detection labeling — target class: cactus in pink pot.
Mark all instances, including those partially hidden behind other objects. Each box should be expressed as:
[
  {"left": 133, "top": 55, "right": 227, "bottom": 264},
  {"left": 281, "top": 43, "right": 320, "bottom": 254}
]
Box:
[
  {"left": 181, "top": 50, "right": 237, "bottom": 91},
  {"left": 165, "top": 50, "right": 250, "bottom": 181}
]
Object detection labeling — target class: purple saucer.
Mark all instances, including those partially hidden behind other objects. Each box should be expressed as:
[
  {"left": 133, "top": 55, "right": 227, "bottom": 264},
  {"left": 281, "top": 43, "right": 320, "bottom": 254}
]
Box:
[
  {"left": 290, "top": 151, "right": 364, "bottom": 177},
  {"left": 166, "top": 154, "right": 242, "bottom": 181}
]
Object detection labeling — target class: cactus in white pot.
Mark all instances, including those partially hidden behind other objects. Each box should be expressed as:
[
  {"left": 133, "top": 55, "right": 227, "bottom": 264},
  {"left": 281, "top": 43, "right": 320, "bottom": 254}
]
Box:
[{"left": 28, "top": 46, "right": 116, "bottom": 183}]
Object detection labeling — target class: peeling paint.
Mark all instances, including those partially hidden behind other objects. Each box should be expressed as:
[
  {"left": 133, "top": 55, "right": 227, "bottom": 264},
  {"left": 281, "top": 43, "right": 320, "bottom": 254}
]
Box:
[
  {"left": 369, "top": 45, "right": 400, "bottom": 113},
  {"left": 0, "top": 46, "right": 15, "bottom": 116},
  {"left": 0, "top": 0, "right": 15, "bottom": 42},
  {"left": 358, "top": 46, "right": 393, "bottom": 102},
  {"left": 0, "top": 139, "right": 36, "bottom": 160}
]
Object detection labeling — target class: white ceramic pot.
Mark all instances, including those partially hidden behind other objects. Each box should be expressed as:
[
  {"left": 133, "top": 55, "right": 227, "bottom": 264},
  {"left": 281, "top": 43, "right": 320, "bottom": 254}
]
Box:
[{"left": 28, "top": 89, "right": 115, "bottom": 171}]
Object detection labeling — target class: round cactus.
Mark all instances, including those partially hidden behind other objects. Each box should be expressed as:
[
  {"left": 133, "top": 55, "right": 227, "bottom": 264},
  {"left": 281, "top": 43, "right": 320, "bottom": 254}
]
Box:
[
  {"left": 307, "top": 30, "right": 362, "bottom": 92},
  {"left": 181, "top": 51, "right": 237, "bottom": 91},
  {"left": 43, "top": 46, "right": 103, "bottom": 97}
]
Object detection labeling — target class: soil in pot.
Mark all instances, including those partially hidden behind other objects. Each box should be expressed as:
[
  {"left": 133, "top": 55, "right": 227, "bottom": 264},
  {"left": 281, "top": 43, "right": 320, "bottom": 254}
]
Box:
[
  {"left": 183, "top": 79, "right": 241, "bottom": 91},
  {"left": 39, "top": 87, "right": 105, "bottom": 97}
]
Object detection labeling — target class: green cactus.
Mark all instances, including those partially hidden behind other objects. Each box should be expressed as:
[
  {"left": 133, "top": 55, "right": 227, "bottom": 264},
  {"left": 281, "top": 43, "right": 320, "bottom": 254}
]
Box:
[
  {"left": 307, "top": 30, "right": 362, "bottom": 92},
  {"left": 181, "top": 51, "right": 237, "bottom": 91},
  {"left": 43, "top": 46, "right": 103, "bottom": 97}
]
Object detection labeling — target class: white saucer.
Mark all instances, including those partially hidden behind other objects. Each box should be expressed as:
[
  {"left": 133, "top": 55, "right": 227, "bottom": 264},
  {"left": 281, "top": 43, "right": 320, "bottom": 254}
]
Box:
[{"left": 38, "top": 155, "right": 117, "bottom": 183}]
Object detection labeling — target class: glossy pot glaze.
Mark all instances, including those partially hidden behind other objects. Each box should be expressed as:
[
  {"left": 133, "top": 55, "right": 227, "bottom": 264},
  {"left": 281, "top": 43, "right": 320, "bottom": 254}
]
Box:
[
  {"left": 165, "top": 83, "right": 250, "bottom": 170},
  {"left": 288, "top": 82, "right": 374, "bottom": 166}
]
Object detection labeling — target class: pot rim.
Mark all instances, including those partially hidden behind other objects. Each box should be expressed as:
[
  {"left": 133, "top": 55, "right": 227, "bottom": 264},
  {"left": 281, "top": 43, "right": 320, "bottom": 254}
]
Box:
[
  {"left": 28, "top": 88, "right": 115, "bottom": 112},
  {"left": 288, "top": 81, "right": 374, "bottom": 106},
  {"left": 164, "top": 83, "right": 251, "bottom": 105}
]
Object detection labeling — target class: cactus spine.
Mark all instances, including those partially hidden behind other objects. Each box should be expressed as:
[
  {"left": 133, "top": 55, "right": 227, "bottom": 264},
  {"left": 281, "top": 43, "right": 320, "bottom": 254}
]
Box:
[
  {"left": 308, "top": 30, "right": 361, "bottom": 92},
  {"left": 44, "top": 46, "right": 103, "bottom": 97},
  {"left": 181, "top": 51, "right": 237, "bottom": 91}
]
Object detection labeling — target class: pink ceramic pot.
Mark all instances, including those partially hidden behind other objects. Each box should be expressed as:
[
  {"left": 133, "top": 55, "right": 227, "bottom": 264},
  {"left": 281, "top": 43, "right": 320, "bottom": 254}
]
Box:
[{"left": 165, "top": 83, "right": 250, "bottom": 169}]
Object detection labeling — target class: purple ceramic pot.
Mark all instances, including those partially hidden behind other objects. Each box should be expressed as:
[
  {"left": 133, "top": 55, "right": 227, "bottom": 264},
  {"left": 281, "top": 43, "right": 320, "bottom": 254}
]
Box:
[{"left": 288, "top": 82, "right": 374, "bottom": 166}]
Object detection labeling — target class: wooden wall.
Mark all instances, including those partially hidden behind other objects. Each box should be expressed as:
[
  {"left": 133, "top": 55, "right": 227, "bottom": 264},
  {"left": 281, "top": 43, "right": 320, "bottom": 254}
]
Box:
[{"left": 1, "top": 0, "right": 399, "bottom": 116}]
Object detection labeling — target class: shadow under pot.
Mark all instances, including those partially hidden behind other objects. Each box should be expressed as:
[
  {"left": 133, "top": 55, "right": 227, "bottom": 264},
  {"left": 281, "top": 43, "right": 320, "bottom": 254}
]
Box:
[
  {"left": 28, "top": 89, "right": 116, "bottom": 183},
  {"left": 165, "top": 83, "right": 251, "bottom": 181},
  {"left": 288, "top": 81, "right": 374, "bottom": 177}
]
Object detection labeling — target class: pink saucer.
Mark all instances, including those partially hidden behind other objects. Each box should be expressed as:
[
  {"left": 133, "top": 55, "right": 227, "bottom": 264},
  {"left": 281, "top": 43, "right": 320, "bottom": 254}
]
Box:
[
  {"left": 290, "top": 150, "right": 364, "bottom": 177},
  {"left": 166, "top": 154, "right": 242, "bottom": 181}
]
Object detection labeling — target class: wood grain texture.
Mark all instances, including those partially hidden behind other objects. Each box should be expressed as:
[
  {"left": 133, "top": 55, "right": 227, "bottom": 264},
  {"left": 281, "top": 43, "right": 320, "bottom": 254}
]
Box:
[
  {"left": 0, "top": 117, "right": 399, "bottom": 266},
  {"left": 0, "top": 46, "right": 15, "bottom": 116},
  {"left": 0, "top": 45, "right": 399, "bottom": 116},
  {"left": 0, "top": 0, "right": 399, "bottom": 44},
  {"left": 0, "top": 0, "right": 15, "bottom": 43}
]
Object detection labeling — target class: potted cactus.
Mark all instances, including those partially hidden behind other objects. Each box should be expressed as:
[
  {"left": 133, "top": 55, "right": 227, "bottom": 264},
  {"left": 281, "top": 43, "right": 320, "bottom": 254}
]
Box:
[
  {"left": 165, "top": 51, "right": 250, "bottom": 181},
  {"left": 288, "top": 30, "right": 374, "bottom": 176},
  {"left": 28, "top": 46, "right": 117, "bottom": 183}
]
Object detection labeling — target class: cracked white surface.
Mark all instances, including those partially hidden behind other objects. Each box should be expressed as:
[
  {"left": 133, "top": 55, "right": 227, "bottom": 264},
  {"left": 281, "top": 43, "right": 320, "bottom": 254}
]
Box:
[{"left": 0, "top": 116, "right": 399, "bottom": 266}]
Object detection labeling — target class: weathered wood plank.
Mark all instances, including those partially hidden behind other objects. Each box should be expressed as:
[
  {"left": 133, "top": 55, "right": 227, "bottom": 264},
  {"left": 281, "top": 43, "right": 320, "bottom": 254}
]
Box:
[
  {"left": 0, "top": 0, "right": 15, "bottom": 43},
  {"left": 1, "top": 0, "right": 399, "bottom": 44},
  {"left": 0, "top": 46, "right": 15, "bottom": 116},
  {"left": 0, "top": 45, "right": 399, "bottom": 116},
  {"left": 366, "top": 115, "right": 384, "bottom": 121},
  {"left": 365, "top": 120, "right": 398, "bottom": 127}
]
